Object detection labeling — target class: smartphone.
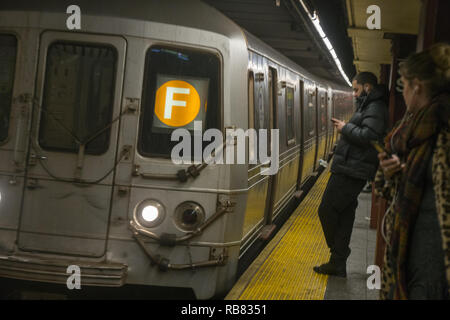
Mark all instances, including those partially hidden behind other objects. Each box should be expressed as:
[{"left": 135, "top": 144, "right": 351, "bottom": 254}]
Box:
[{"left": 370, "top": 140, "right": 392, "bottom": 158}]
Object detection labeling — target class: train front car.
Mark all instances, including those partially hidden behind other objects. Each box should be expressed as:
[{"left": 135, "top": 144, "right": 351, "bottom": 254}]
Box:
[{"left": 0, "top": 0, "right": 249, "bottom": 299}]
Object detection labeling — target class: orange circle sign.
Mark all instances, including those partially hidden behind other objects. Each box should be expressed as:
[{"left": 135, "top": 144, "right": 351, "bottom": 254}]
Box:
[{"left": 154, "top": 80, "right": 200, "bottom": 127}]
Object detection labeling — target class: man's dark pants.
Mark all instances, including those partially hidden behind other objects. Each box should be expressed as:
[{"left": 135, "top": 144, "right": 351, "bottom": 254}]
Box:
[{"left": 318, "top": 172, "right": 366, "bottom": 266}]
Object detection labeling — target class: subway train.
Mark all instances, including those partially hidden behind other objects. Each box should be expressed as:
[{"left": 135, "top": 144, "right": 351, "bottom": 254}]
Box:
[{"left": 0, "top": 0, "right": 353, "bottom": 299}]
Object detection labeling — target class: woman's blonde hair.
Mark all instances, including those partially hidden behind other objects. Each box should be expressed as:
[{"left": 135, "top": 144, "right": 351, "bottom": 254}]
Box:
[{"left": 399, "top": 42, "right": 450, "bottom": 97}]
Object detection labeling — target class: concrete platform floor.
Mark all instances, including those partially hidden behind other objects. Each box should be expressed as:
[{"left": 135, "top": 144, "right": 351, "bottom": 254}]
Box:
[{"left": 324, "top": 190, "right": 380, "bottom": 300}]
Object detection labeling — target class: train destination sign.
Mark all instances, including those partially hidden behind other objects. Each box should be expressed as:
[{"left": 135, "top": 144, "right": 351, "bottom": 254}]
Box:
[{"left": 153, "top": 75, "right": 209, "bottom": 130}]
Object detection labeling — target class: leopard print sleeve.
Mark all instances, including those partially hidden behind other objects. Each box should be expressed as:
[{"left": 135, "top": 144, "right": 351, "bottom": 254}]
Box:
[
  {"left": 432, "top": 126, "right": 450, "bottom": 297},
  {"left": 374, "top": 166, "right": 395, "bottom": 201}
]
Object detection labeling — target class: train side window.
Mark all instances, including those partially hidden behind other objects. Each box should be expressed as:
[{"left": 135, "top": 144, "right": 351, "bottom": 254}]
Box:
[
  {"left": 248, "top": 72, "right": 255, "bottom": 129},
  {"left": 306, "top": 90, "right": 315, "bottom": 138},
  {"left": 0, "top": 34, "right": 17, "bottom": 143},
  {"left": 320, "top": 94, "right": 326, "bottom": 132},
  {"left": 139, "top": 46, "right": 220, "bottom": 158},
  {"left": 286, "top": 86, "right": 295, "bottom": 145},
  {"left": 254, "top": 75, "right": 265, "bottom": 132},
  {"left": 248, "top": 72, "right": 259, "bottom": 167},
  {"left": 39, "top": 42, "right": 117, "bottom": 155},
  {"left": 299, "top": 80, "right": 304, "bottom": 140}
]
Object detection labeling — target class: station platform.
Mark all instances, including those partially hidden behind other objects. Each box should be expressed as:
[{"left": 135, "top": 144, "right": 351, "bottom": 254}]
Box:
[{"left": 226, "top": 168, "right": 379, "bottom": 300}]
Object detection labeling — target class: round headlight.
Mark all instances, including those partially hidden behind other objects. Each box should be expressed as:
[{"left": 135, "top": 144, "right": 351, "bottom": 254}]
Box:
[
  {"left": 142, "top": 205, "right": 159, "bottom": 222},
  {"left": 174, "top": 202, "right": 205, "bottom": 231},
  {"left": 134, "top": 200, "right": 165, "bottom": 228}
]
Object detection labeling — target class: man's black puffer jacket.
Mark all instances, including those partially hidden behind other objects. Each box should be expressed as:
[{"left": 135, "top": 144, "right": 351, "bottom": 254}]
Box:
[{"left": 331, "top": 86, "right": 388, "bottom": 181}]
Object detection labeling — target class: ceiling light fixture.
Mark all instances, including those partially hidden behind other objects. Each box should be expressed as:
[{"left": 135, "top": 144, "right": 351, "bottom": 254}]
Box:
[{"left": 298, "top": 0, "right": 352, "bottom": 86}]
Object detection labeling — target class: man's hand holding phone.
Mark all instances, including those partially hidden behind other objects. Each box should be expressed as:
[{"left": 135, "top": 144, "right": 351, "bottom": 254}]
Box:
[{"left": 331, "top": 118, "right": 346, "bottom": 133}]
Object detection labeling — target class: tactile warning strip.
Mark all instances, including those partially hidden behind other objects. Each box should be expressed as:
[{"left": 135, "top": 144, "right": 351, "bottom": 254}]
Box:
[{"left": 226, "top": 169, "right": 331, "bottom": 300}]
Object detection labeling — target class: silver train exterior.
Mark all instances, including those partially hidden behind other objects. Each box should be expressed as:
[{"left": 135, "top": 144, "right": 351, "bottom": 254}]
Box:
[{"left": 0, "top": 0, "right": 353, "bottom": 298}]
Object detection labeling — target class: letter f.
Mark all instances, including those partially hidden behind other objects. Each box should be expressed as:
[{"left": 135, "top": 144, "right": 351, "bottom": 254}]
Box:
[{"left": 165, "top": 87, "right": 190, "bottom": 119}]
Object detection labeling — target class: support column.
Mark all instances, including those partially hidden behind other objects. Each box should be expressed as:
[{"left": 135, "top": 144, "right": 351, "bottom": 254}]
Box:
[{"left": 417, "top": 0, "right": 450, "bottom": 51}]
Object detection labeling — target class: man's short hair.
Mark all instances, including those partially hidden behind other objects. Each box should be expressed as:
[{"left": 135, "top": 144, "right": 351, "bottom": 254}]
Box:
[{"left": 353, "top": 72, "right": 378, "bottom": 86}]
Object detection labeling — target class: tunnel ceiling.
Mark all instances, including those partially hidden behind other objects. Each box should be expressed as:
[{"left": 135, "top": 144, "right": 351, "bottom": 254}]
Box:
[
  {"left": 346, "top": 0, "right": 422, "bottom": 81},
  {"left": 203, "top": 0, "right": 356, "bottom": 86}
]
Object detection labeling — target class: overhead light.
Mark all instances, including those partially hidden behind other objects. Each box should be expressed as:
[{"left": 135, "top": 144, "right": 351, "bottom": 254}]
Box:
[
  {"left": 298, "top": 0, "right": 352, "bottom": 87},
  {"left": 330, "top": 49, "right": 338, "bottom": 60},
  {"left": 323, "top": 38, "right": 333, "bottom": 51},
  {"left": 311, "top": 18, "right": 326, "bottom": 38}
]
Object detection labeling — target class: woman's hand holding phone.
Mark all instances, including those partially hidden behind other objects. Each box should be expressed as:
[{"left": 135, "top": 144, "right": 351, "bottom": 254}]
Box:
[{"left": 378, "top": 152, "right": 405, "bottom": 179}]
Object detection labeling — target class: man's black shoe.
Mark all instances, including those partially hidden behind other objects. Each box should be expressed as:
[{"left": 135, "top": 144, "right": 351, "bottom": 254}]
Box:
[{"left": 313, "top": 262, "right": 346, "bottom": 277}]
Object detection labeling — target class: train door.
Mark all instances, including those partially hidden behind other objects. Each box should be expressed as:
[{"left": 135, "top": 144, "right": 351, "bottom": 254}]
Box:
[
  {"left": 242, "top": 69, "right": 268, "bottom": 248},
  {"left": 296, "top": 79, "right": 305, "bottom": 189},
  {"left": 0, "top": 29, "right": 39, "bottom": 253},
  {"left": 300, "top": 82, "right": 317, "bottom": 182},
  {"left": 263, "top": 67, "right": 278, "bottom": 227},
  {"left": 324, "top": 91, "right": 329, "bottom": 158},
  {"left": 332, "top": 93, "right": 340, "bottom": 150},
  {"left": 17, "top": 32, "right": 126, "bottom": 257},
  {"left": 312, "top": 87, "right": 319, "bottom": 171},
  {"left": 326, "top": 89, "right": 334, "bottom": 157},
  {"left": 317, "top": 89, "right": 328, "bottom": 162}
]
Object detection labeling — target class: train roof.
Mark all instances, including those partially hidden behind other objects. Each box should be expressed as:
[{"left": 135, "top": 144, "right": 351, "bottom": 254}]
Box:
[
  {"left": 1, "top": 0, "right": 351, "bottom": 92},
  {"left": 244, "top": 30, "right": 348, "bottom": 91},
  {"left": 0, "top": 0, "right": 245, "bottom": 41}
]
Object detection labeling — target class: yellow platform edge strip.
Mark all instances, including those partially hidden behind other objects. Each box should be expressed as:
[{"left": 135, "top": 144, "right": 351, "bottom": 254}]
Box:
[{"left": 226, "top": 169, "right": 331, "bottom": 300}]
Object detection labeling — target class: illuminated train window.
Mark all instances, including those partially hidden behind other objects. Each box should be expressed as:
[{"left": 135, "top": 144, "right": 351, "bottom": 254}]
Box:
[
  {"left": 320, "top": 95, "right": 327, "bottom": 132},
  {"left": 39, "top": 42, "right": 117, "bottom": 155},
  {"left": 286, "top": 86, "right": 295, "bottom": 143},
  {"left": 305, "top": 90, "right": 316, "bottom": 138},
  {"left": 0, "top": 34, "right": 17, "bottom": 143},
  {"left": 139, "top": 46, "right": 220, "bottom": 158}
]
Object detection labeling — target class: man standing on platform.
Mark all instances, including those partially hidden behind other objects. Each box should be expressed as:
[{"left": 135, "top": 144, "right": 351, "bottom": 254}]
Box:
[{"left": 313, "top": 72, "right": 388, "bottom": 277}]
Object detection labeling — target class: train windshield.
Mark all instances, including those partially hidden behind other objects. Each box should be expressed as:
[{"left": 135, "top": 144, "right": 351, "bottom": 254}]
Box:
[
  {"left": 39, "top": 42, "right": 117, "bottom": 155},
  {"left": 138, "top": 46, "right": 220, "bottom": 158},
  {"left": 0, "top": 34, "right": 17, "bottom": 143}
]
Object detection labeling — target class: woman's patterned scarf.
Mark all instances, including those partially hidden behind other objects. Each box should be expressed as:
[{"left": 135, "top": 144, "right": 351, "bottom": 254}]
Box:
[{"left": 376, "top": 93, "right": 450, "bottom": 299}]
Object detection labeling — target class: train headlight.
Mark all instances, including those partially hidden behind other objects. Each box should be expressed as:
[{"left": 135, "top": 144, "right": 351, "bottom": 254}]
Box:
[
  {"left": 142, "top": 205, "right": 159, "bottom": 222},
  {"left": 174, "top": 202, "right": 205, "bottom": 231},
  {"left": 134, "top": 200, "right": 165, "bottom": 228}
]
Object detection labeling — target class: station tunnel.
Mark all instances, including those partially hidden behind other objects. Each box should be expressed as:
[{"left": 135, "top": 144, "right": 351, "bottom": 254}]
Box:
[{"left": 0, "top": 0, "right": 448, "bottom": 302}]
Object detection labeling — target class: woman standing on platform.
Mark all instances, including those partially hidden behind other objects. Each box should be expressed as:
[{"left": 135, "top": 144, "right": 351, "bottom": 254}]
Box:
[{"left": 375, "top": 43, "right": 450, "bottom": 300}]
